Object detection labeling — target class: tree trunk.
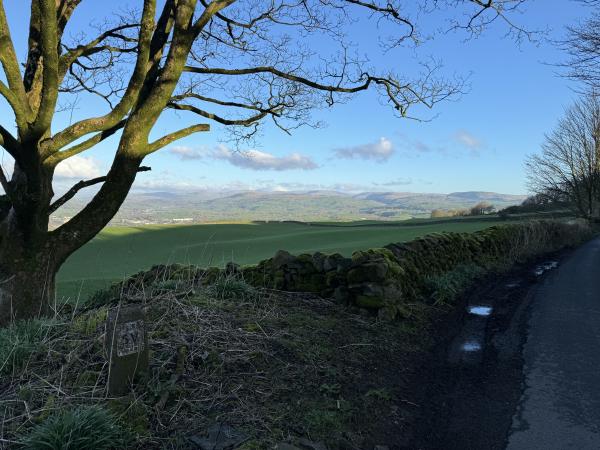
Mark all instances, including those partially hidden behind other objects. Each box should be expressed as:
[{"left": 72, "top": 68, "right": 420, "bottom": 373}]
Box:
[
  {"left": 0, "top": 213, "right": 58, "bottom": 327},
  {"left": 0, "top": 150, "right": 143, "bottom": 326},
  {"left": 0, "top": 159, "right": 58, "bottom": 326},
  {"left": 0, "top": 256, "right": 56, "bottom": 326}
]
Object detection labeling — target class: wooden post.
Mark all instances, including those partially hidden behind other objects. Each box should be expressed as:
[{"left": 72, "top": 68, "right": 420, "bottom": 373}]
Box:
[{"left": 105, "top": 304, "right": 149, "bottom": 396}]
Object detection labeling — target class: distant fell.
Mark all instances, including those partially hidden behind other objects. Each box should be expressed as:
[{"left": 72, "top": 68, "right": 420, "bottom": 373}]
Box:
[
  {"left": 447, "top": 191, "right": 526, "bottom": 203},
  {"left": 50, "top": 189, "right": 526, "bottom": 226}
]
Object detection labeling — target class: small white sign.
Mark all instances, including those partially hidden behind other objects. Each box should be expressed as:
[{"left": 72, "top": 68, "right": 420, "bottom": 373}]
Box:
[{"left": 116, "top": 320, "right": 145, "bottom": 357}]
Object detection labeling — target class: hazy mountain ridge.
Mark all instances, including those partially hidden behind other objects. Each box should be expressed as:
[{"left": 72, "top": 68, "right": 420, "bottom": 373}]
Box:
[
  {"left": 50, "top": 190, "right": 527, "bottom": 226},
  {"left": 446, "top": 191, "right": 526, "bottom": 202}
]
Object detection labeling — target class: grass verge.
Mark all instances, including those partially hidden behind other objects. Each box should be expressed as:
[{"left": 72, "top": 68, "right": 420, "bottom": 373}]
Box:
[{"left": 0, "top": 277, "right": 442, "bottom": 449}]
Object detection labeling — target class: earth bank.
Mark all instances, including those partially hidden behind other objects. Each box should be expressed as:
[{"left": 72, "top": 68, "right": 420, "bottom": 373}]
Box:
[{"left": 0, "top": 220, "right": 593, "bottom": 449}]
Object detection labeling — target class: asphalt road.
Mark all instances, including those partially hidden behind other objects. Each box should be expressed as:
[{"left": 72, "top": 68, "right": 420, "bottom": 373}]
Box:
[{"left": 506, "top": 237, "right": 600, "bottom": 449}]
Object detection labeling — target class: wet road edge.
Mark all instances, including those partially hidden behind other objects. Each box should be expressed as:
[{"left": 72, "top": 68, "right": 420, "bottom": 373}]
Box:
[{"left": 407, "top": 252, "right": 566, "bottom": 450}]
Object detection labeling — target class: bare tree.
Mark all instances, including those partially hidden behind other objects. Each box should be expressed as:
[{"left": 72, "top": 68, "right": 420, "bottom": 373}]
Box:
[
  {"left": 562, "top": 0, "right": 600, "bottom": 87},
  {"left": 470, "top": 201, "right": 494, "bottom": 216},
  {"left": 0, "top": 0, "right": 532, "bottom": 324},
  {"left": 526, "top": 93, "right": 600, "bottom": 219}
]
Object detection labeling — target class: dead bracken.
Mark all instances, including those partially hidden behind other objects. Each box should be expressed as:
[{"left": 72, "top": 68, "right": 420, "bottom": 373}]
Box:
[{"left": 0, "top": 277, "right": 430, "bottom": 449}]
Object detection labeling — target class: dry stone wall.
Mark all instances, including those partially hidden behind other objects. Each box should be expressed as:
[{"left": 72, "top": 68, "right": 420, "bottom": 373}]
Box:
[
  {"left": 239, "top": 220, "right": 591, "bottom": 318},
  {"left": 95, "top": 220, "right": 592, "bottom": 320}
]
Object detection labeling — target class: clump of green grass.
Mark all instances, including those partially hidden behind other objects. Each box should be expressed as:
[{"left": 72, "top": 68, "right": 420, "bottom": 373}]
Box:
[
  {"left": 20, "top": 405, "right": 127, "bottom": 450},
  {"left": 0, "top": 319, "right": 55, "bottom": 375},
  {"left": 365, "top": 387, "right": 392, "bottom": 402},
  {"left": 425, "top": 264, "right": 486, "bottom": 306},
  {"left": 152, "top": 279, "right": 182, "bottom": 291},
  {"left": 303, "top": 400, "right": 352, "bottom": 440},
  {"left": 70, "top": 307, "right": 108, "bottom": 336},
  {"left": 206, "top": 276, "right": 258, "bottom": 300}
]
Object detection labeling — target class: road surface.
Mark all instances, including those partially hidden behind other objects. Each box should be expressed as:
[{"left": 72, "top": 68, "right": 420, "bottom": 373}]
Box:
[{"left": 506, "top": 237, "right": 600, "bottom": 449}]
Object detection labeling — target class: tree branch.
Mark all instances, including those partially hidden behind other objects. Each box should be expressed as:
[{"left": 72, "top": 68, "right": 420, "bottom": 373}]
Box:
[
  {"left": 192, "top": 0, "right": 238, "bottom": 37},
  {"left": 25, "top": 0, "right": 82, "bottom": 88},
  {"left": 182, "top": 63, "right": 459, "bottom": 117},
  {"left": 171, "top": 92, "right": 283, "bottom": 115},
  {"left": 44, "top": 120, "right": 126, "bottom": 163},
  {"left": 0, "top": 124, "right": 19, "bottom": 160},
  {"left": 343, "top": 0, "right": 415, "bottom": 42},
  {"left": 45, "top": 0, "right": 157, "bottom": 153},
  {"left": 0, "top": 0, "right": 31, "bottom": 127},
  {"left": 29, "top": 0, "right": 60, "bottom": 137},
  {"left": 0, "top": 80, "right": 27, "bottom": 128},
  {"left": 49, "top": 165, "right": 151, "bottom": 214},
  {"left": 49, "top": 154, "right": 145, "bottom": 257},
  {"left": 141, "top": 0, "right": 176, "bottom": 94},
  {"left": 184, "top": 65, "right": 376, "bottom": 93},
  {"left": 198, "top": 0, "right": 272, "bottom": 30},
  {"left": 168, "top": 101, "right": 269, "bottom": 126},
  {"left": 0, "top": 164, "right": 10, "bottom": 195},
  {"left": 145, "top": 124, "right": 210, "bottom": 155},
  {"left": 117, "top": 0, "right": 217, "bottom": 157},
  {"left": 59, "top": 23, "right": 139, "bottom": 81}
]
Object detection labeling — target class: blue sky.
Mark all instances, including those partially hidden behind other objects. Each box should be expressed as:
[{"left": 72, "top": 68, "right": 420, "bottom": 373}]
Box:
[{"left": 0, "top": 1, "right": 591, "bottom": 195}]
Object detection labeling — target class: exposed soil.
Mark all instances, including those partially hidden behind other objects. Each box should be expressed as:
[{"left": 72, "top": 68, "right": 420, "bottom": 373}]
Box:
[{"left": 407, "top": 250, "right": 571, "bottom": 450}]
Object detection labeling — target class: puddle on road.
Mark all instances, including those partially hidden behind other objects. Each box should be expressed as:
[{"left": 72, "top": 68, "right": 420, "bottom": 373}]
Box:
[
  {"left": 506, "top": 282, "right": 520, "bottom": 289},
  {"left": 468, "top": 306, "right": 493, "bottom": 316},
  {"left": 461, "top": 341, "right": 482, "bottom": 352},
  {"left": 534, "top": 261, "right": 559, "bottom": 277}
]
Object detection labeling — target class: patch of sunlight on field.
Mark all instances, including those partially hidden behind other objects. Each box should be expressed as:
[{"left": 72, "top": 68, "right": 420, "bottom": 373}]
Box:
[{"left": 57, "top": 218, "right": 514, "bottom": 303}]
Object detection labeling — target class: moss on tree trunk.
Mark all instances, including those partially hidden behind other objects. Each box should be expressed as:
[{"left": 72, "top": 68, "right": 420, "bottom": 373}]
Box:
[{"left": 0, "top": 254, "right": 55, "bottom": 326}]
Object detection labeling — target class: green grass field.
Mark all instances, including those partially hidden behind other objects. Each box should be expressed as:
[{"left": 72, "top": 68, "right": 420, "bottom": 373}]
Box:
[{"left": 57, "top": 216, "right": 515, "bottom": 302}]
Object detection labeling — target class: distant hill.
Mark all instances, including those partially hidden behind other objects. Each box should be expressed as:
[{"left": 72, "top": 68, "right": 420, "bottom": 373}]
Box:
[
  {"left": 351, "top": 191, "right": 525, "bottom": 216},
  {"left": 446, "top": 191, "right": 526, "bottom": 203},
  {"left": 49, "top": 189, "right": 526, "bottom": 227}
]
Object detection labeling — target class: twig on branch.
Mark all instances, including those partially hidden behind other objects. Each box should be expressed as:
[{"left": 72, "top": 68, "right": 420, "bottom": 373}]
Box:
[{"left": 49, "top": 166, "right": 151, "bottom": 214}]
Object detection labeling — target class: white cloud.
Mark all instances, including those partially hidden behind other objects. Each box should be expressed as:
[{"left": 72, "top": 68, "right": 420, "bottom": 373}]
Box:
[
  {"left": 454, "top": 130, "right": 483, "bottom": 151},
  {"left": 393, "top": 133, "right": 445, "bottom": 157},
  {"left": 55, "top": 156, "right": 102, "bottom": 179},
  {"left": 374, "top": 177, "right": 413, "bottom": 187},
  {"left": 170, "top": 145, "right": 318, "bottom": 171},
  {"left": 414, "top": 141, "right": 432, "bottom": 153},
  {"left": 170, "top": 146, "right": 206, "bottom": 160},
  {"left": 272, "top": 181, "right": 371, "bottom": 192},
  {"left": 213, "top": 146, "right": 317, "bottom": 171},
  {"left": 333, "top": 137, "right": 395, "bottom": 162}
]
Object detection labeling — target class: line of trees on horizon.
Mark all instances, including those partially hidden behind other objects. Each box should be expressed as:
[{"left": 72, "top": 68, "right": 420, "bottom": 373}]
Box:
[{"left": 430, "top": 201, "right": 495, "bottom": 219}]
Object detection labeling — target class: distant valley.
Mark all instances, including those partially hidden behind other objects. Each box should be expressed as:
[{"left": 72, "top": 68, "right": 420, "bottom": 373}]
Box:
[{"left": 50, "top": 190, "right": 527, "bottom": 227}]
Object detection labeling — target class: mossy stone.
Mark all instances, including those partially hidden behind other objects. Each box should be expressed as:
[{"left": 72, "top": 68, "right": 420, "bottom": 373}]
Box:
[
  {"left": 347, "top": 263, "right": 388, "bottom": 284},
  {"left": 294, "top": 273, "right": 326, "bottom": 292},
  {"left": 272, "top": 249, "right": 295, "bottom": 269},
  {"left": 325, "top": 271, "right": 344, "bottom": 288}
]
